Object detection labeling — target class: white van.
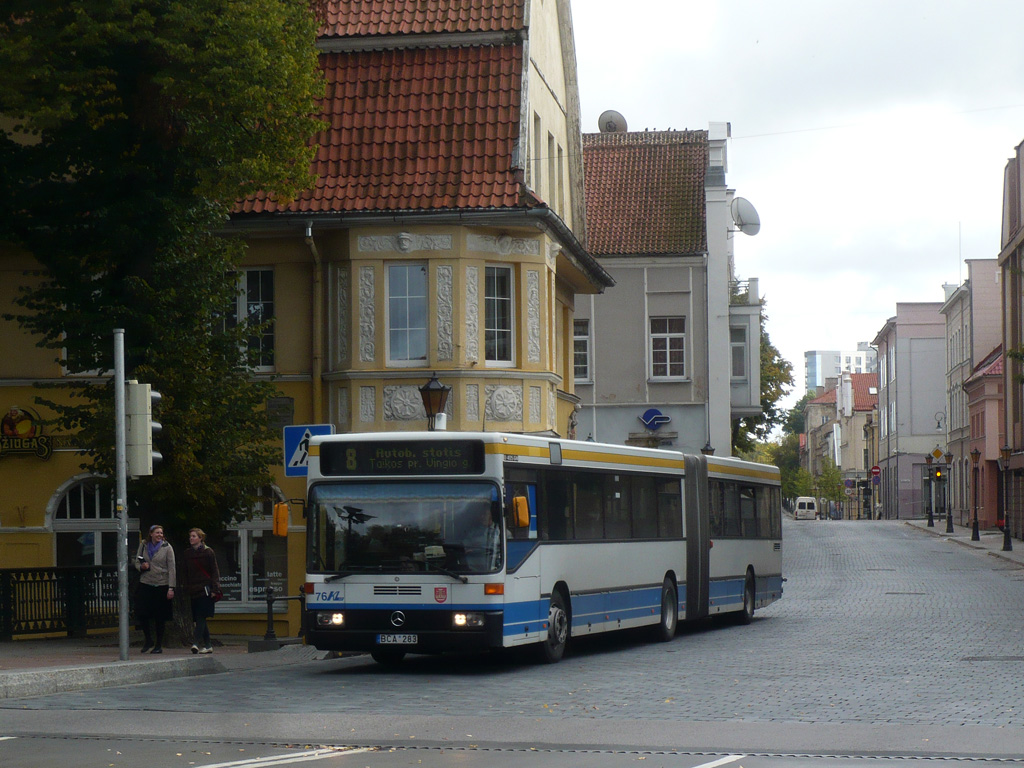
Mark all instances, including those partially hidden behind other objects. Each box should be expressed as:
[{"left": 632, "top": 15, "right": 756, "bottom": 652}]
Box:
[{"left": 794, "top": 496, "right": 818, "bottom": 520}]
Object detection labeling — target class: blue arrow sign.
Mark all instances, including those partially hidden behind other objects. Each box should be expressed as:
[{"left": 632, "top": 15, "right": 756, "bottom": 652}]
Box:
[{"left": 283, "top": 424, "right": 334, "bottom": 477}]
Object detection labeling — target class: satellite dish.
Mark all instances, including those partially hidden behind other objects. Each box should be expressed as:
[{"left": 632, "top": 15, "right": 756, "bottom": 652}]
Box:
[
  {"left": 730, "top": 197, "right": 761, "bottom": 236},
  {"left": 598, "top": 110, "right": 628, "bottom": 133}
]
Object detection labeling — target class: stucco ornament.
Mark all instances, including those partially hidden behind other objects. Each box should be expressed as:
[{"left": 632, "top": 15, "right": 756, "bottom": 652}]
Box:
[
  {"left": 384, "top": 386, "right": 425, "bottom": 421},
  {"left": 485, "top": 384, "right": 523, "bottom": 422},
  {"left": 359, "top": 266, "right": 375, "bottom": 362},
  {"left": 396, "top": 232, "right": 414, "bottom": 252},
  {"left": 437, "top": 265, "right": 453, "bottom": 361}
]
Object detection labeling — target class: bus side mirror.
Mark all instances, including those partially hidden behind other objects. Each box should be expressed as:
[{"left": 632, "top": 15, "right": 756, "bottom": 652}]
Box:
[
  {"left": 512, "top": 496, "right": 530, "bottom": 529},
  {"left": 273, "top": 501, "right": 289, "bottom": 537}
]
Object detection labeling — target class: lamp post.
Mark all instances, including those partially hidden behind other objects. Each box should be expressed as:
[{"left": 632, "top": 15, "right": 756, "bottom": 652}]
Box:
[
  {"left": 970, "top": 447, "right": 981, "bottom": 542},
  {"left": 924, "top": 452, "right": 934, "bottom": 527},
  {"left": 418, "top": 373, "right": 451, "bottom": 431},
  {"left": 944, "top": 450, "right": 954, "bottom": 534},
  {"left": 1001, "top": 444, "right": 1013, "bottom": 552}
]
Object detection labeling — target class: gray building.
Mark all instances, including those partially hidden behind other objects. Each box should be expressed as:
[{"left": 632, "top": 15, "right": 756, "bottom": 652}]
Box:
[
  {"left": 940, "top": 261, "right": 1002, "bottom": 524},
  {"left": 575, "top": 123, "right": 761, "bottom": 454},
  {"left": 804, "top": 344, "right": 877, "bottom": 392},
  {"left": 873, "top": 303, "right": 947, "bottom": 519}
]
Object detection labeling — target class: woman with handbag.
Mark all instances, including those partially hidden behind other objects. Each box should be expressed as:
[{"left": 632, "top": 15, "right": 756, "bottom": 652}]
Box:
[
  {"left": 182, "top": 527, "right": 221, "bottom": 654},
  {"left": 134, "top": 524, "right": 175, "bottom": 653}
]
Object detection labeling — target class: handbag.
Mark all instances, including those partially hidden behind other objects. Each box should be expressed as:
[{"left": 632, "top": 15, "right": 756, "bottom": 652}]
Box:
[{"left": 195, "top": 558, "right": 222, "bottom": 602}]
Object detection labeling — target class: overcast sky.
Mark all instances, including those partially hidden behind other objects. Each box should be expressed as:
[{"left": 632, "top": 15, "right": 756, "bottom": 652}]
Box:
[{"left": 571, "top": 0, "right": 1024, "bottom": 414}]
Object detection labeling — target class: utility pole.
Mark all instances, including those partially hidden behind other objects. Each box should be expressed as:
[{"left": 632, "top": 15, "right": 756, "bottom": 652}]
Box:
[{"left": 113, "top": 329, "right": 129, "bottom": 660}]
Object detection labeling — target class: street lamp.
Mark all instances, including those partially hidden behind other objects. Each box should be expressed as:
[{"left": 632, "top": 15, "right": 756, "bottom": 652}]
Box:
[
  {"left": 924, "top": 452, "right": 934, "bottom": 527},
  {"left": 944, "top": 450, "right": 954, "bottom": 534},
  {"left": 1001, "top": 444, "right": 1012, "bottom": 553},
  {"left": 970, "top": 447, "right": 981, "bottom": 542},
  {"left": 418, "top": 373, "right": 451, "bottom": 431}
]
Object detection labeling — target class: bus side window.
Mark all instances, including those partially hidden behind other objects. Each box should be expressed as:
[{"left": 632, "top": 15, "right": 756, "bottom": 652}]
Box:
[
  {"left": 656, "top": 479, "right": 682, "bottom": 538},
  {"left": 709, "top": 480, "right": 724, "bottom": 537},
  {"left": 541, "top": 471, "right": 572, "bottom": 541},
  {"left": 632, "top": 476, "right": 658, "bottom": 538}
]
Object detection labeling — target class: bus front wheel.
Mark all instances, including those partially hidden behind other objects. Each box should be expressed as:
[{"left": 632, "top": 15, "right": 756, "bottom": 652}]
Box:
[{"left": 538, "top": 591, "right": 569, "bottom": 663}]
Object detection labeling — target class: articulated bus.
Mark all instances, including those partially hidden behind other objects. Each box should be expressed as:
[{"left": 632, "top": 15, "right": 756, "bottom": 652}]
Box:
[{"left": 303, "top": 432, "right": 782, "bottom": 664}]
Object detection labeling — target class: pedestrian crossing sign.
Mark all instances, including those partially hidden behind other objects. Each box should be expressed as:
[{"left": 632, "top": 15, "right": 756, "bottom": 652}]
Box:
[{"left": 283, "top": 424, "right": 334, "bottom": 477}]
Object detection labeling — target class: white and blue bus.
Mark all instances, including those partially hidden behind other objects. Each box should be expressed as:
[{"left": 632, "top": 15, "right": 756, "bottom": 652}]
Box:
[{"left": 303, "top": 432, "right": 782, "bottom": 664}]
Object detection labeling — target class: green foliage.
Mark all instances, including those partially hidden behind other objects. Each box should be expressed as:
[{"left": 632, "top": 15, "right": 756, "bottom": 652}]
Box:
[
  {"left": 815, "top": 457, "right": 844, "bottom": 503},
  {"left": 765, "top": 432, "right": 811, "bottom": 499},
  {"left": 0, "top": 1, "right": 324, "bottom": 538},
  {"left": 732, "top": 302, "right": 794, "bottom": 454},
  {"left": 782, "top": 391, "right": 813, "bottom": 436}
]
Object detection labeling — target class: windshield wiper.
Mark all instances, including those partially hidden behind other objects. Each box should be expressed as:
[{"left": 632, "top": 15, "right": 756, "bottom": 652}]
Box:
[
  {"left": 424, "top": 561, "right": 468, "bottom": 583},
  {"left": 324, "top": 564, "right": 379, "bottom": 582}
]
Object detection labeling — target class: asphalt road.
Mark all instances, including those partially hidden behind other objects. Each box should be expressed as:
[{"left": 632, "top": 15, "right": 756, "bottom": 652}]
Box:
[{"left": 3, "top": 519, "right": 1024, "bottom": 766}]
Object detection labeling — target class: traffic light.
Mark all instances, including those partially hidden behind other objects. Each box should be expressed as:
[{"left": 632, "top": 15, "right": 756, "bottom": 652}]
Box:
[
  {"left": 125, "top": 380, "right": 162, "bottom": 477},
  {"left": 934, "top": 467, "right": 944, "bottom": 481},
  {"left": 273, "top": 501, "right": 289, "bottom": 537}
]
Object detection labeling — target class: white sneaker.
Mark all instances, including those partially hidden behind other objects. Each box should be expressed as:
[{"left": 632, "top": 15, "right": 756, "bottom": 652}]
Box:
[
  {"left": 191, "top": 645, "right": 199, "bottom": 654},
  {"left": 199, "top": 647, "right": 213, "bottom": 654}
]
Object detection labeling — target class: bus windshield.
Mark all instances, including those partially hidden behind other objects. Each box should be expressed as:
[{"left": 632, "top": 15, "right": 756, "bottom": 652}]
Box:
[{"left": 307, "top": 481, "right": 503, "bottom": 576}]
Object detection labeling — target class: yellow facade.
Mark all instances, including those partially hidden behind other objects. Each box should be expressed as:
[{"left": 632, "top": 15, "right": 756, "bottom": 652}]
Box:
[{"left": 0, "top": 0, "right": 606, "bottom": 639}]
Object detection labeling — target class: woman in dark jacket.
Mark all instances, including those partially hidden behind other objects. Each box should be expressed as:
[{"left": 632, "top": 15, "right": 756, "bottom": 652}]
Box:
[{"left": 182, "top": 527, "right": 221, "bottom": 654}]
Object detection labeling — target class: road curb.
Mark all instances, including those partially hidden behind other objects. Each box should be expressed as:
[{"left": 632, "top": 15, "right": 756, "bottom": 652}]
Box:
[
  {"left": 0, "top": 656, "right": 222, "bottom": 700},
  {"left": 903, "top": 521, "right": 1023, "bottom": 568}
]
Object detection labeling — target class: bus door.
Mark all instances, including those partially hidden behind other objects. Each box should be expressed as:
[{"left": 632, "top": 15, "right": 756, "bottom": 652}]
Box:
[{"left": 684, "top": 455, "right": 710, "bottom": 620}]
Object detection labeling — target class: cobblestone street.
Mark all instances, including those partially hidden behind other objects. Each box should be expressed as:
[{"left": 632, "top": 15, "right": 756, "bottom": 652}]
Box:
[{"left": 7, "top": 520, "right": 1024, "bottom": 730}]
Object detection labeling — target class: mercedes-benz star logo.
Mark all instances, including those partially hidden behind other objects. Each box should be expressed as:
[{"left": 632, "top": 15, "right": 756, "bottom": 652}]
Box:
[{"left": 390, "top": 611, "right": 406, "bottom": 628}]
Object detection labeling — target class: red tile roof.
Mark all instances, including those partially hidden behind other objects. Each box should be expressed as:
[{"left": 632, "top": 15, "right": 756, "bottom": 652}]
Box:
[
  {"left": 808, "top": 373, "right": 878, "bottom": 411},
  {"left": 808, "top": 389, "right": 836, "bottom": 405},
  {"left": 582, "top": 131, "right": 708, "bottom": 256},
  {"left": 849, "top": 372, "right": 879, "bottom": 411},
  {"left": 241, "top": 45, "right": 525, "bottom": 214},
  {"left": 319, "top": 0, "right": 524, "bottom": 37},
  {"left": 971, "top": 345, "right": 1003, "bottom": 379}
]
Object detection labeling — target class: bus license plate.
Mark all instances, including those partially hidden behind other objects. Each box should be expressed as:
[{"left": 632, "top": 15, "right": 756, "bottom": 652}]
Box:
[{"left": 377, "top": 633, "right": 417, "bottom": 645}]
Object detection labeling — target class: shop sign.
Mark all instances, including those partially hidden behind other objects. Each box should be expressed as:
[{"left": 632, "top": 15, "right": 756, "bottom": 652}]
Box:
[{"left": 0, "top": 406, "right": 53, "bottom": 460}]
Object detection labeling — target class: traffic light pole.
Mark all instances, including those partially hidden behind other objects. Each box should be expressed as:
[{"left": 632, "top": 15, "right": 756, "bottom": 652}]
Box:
[{"left": 113, "top": 329, "right": 130, "bottom": 661}]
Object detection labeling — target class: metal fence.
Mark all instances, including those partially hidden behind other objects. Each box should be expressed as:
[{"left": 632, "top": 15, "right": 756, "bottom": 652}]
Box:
[{"left": 0, "top": 566, "right": 127, "bottom": 640}]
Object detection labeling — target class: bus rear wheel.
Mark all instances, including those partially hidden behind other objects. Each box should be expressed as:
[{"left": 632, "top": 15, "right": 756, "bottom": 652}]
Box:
[
  {"left": 736, "top": 571, "right": 755, "bottom": 625},
  {"left": 538, "top": 591, "right": 569, "bottom": 663},
  {"left": 653, "top": 577, "right": 677, "bottom": 642}
]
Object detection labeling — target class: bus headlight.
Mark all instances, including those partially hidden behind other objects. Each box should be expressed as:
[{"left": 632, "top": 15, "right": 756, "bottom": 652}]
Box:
[
  {"left": 316, "top": 611, "right": 345, "bottom": 627},
  {"left": 453, "top": 611, "right": 485, "bottom": 628}
]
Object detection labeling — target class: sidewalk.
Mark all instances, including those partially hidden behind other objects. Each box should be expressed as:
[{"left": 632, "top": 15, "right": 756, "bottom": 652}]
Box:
[
  {"left": 0, "top": 634, "right": 331, "bottom": 700},
  {"left": 903, "top": 517, "right": 1024, "bottom": 568}
]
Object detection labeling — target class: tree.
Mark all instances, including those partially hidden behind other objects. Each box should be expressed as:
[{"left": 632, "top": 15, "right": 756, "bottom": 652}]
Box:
[
  {"left": 767, "top": 432, "right": 811, "bottom": 500},
  {"left": 782, "top": 391, "right": 813, "bottom": 436},
  {"left": 816, "top": 456, "right": 844, "bottom": 511},
  {"left": 732, "top": 302, "right": 794, "bottom": 454},
  {"left": 0, "top": 1, "right": 325, "bottom": 538}
]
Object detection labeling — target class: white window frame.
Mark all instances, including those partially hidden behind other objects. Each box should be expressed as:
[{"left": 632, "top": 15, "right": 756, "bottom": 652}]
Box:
[
  {"left": 50, "top": 475, "right": 135, "bottom": 566},
  {"left": 219, "top": 488, "right": 288, "bottom": 611},
  {"left": 485, "top": 265, "right": 515, "bottom": 366},
  {"left": 230, "top": 268, "right": 275, "bottom": 372},
  {"left": 573, "top": 319, "right": 591, "bottom": 382},
  {"left": 385, "top": 262, "right": 429, "bottom": 367},
  {"left": 730, "top": 326, "right": 747, "bottom": 380},
  {"left": 649, "top": 316, "right": 686, "bottom": 379}
]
